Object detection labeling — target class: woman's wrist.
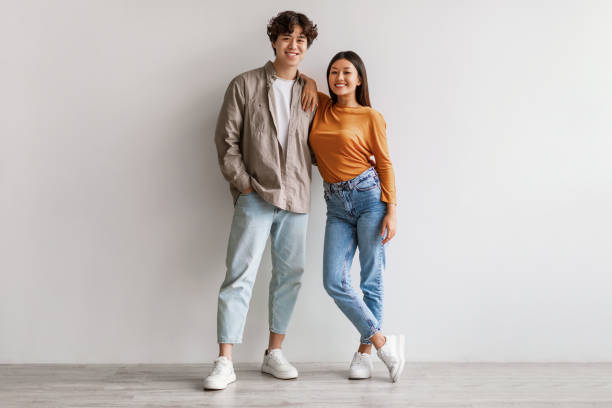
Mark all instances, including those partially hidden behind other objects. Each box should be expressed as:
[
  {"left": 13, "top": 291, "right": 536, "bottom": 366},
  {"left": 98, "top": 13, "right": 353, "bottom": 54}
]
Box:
[{"left": 300, "top": 73, "right": 313, "bottom": 83}]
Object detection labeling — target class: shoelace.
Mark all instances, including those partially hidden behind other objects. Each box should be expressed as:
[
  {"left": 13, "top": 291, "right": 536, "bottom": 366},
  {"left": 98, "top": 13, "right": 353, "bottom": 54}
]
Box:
[
  {"left": 379, "top": 347, "right": 398, "bottom": 364},
  {"left": 269, "top": 351, "right": 289, "bottom": 366},
  {"left": 350, "top": 354, "right": 364, "bottom": 367},
  {"left": 211, "top": 360, "right": 230, "bottom": 375}
]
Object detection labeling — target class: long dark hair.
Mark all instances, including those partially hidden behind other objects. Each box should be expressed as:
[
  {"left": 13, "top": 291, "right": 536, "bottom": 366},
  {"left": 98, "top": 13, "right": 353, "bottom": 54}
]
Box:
[{"left": 326, "top": 51, "right": 371, "bottom": 107}]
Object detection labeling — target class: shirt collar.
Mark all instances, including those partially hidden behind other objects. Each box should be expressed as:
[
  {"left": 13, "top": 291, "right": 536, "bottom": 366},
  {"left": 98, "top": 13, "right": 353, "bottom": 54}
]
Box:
[{"left": 265, "top": 60, "right": 303, "bottom": 86}]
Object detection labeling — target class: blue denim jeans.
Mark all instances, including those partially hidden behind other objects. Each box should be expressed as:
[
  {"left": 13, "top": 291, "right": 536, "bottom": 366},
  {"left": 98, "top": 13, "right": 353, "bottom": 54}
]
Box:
[
  {"left": 217, "top": 192, "right": 308, "bottom": 344},
  {"left": 322, "top": 167, "right": 387, "bottom": 345}
]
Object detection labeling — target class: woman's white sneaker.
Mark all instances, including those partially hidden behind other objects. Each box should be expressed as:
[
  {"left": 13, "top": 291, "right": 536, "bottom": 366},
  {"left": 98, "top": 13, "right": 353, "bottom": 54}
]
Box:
[
  {"left": 376, "top": 334, "right": 406, "bottom": 383},
  {"left": 261, "top": 349, "right": 298, "bottom": 379},
  {"left": 348, "top": 352, "right": 373, "bottom": 379},
  {"left": 203, "top": 356, "right": 236, "bottom": 390}
]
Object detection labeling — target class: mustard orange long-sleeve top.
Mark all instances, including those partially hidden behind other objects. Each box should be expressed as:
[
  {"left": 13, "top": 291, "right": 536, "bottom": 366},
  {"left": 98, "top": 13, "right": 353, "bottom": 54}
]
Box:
[{"left": 309, "top": 92, "right": 396, "bottom": 204}]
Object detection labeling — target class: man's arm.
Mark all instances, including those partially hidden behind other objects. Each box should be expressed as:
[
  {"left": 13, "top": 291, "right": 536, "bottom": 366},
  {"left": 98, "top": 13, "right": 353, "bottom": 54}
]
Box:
[
  {"left": 308, "top": 122, "right": 317, "bottom": 167},
  {"left": 300, "top": 73, "right": 319, "bottom": 165},
  {"left": 214, "top": 77, "right": 252, "bottom": 193}
]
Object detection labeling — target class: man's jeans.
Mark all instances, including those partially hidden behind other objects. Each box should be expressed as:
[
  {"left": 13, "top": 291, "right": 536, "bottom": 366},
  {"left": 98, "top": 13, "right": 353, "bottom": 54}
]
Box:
[
  {"left": 217, "top": 192, "right": 308, "bottom": 344},
  {"left": 322, "top": 168, "right": 387, "bottom": 345}
]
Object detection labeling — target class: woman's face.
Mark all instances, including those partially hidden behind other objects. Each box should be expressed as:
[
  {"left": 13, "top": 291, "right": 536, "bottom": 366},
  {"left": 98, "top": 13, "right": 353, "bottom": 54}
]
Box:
[{"left": 328, "top": 58, "right": 361, "bottom": 99}]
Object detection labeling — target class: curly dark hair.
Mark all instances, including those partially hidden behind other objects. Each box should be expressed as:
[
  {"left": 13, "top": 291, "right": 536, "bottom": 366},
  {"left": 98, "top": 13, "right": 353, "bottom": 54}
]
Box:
[{"left": 267, "top": 11, "right": 318, "bottom": 55}]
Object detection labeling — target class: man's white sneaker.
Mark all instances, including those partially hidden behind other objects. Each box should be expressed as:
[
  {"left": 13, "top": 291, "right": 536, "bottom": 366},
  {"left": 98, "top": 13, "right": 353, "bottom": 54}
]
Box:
[
  {"left": 203, "top": 356, "right": 236, "bottom": 390},
  {"left": 348, "top": 352, "right": 373, "bottom": 379},
  {"left": 376, "top": 334, "right": 405, "bottom": 383},
  {"left": 261, "top": 349, "right": 298, "bottom": 379}
]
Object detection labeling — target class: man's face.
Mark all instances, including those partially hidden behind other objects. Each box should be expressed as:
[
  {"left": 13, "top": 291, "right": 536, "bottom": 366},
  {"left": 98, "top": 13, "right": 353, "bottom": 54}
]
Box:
[{"left": 272, "top": 25, "right": 307, "bottom": 67}]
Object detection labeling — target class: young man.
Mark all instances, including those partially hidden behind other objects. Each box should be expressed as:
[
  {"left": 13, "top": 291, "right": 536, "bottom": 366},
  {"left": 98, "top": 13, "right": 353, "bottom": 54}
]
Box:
[{"left": 204, "top": 11, "right": 318, "bottom": 390}]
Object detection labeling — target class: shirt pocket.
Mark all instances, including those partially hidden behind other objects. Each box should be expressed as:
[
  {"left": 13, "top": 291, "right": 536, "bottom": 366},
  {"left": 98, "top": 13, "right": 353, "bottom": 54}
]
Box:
[
  {"left": 247, "top": 97, "right": 267, "bottom": 135},
  {"left": 293, "top": 110, "right": 311, "bottom": 142}
]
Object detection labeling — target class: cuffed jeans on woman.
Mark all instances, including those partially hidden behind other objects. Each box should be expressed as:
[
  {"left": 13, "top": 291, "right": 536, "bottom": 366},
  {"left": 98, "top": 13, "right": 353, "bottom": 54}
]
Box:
[
  {"left": 217, "top": 192, "right": 308, "bottom": 344},
  {"left": 323, "top": 167, "right": 387, "bottom": 345}
]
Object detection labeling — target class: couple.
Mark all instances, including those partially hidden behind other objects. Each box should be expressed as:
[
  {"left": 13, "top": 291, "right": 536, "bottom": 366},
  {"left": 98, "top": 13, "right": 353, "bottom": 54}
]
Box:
[{"left": 205, "top": 10, "right": 404, "bottom": 391}]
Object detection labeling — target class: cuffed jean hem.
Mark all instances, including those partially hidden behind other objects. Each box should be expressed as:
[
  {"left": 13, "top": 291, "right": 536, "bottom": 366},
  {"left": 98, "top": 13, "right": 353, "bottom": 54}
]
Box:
[
  {"left": 269, "top": 328, "right": 288, "bottom": 335},
  {"left": 218, "top": 338, "right": 243, "bottom": 344},
  {"left": 360, "top": 328, "right": 381, "bottom": 345}
]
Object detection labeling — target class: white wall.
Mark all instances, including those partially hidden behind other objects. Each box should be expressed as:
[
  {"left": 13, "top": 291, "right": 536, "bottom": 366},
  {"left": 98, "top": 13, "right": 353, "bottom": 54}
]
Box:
[{"left": 1, "top": 0, "right": 611, "bottom": 363}]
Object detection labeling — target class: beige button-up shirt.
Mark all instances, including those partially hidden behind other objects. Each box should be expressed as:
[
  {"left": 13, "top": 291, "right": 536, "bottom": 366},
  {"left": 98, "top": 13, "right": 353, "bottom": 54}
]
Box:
[{"left": 215, "top": 61, "right": 315, "bottom": 214}]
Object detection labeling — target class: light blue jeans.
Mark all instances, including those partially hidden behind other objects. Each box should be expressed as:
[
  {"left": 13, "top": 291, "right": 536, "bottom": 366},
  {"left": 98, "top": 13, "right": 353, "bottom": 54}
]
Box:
[
  {"left": 217, "top": 192, "right": 308, "bottom": 344},
  {"left": 322, "top": 168, "right": 387, "bottom": 345}
]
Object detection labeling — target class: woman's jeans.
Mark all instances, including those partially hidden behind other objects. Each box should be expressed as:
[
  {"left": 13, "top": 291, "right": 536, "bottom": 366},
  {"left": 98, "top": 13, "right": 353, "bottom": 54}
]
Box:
[
  {"left": 217, "top": 192, "right": 308, "bottom": 344},
  {"left": 323, "top": 167, "right": 387, "bottom": 344}
]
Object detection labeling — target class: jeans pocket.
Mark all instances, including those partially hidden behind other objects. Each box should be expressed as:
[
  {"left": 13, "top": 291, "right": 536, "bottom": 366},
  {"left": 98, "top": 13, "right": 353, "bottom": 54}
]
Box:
[{"left": 355, "top": 176, "right": 379, "bottom": 192}]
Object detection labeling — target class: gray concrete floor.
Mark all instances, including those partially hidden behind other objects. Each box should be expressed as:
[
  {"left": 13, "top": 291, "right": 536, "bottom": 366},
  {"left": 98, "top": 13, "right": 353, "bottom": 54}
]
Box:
[{"left": 1, "top": 362, "right": 612, "bottom": 407}]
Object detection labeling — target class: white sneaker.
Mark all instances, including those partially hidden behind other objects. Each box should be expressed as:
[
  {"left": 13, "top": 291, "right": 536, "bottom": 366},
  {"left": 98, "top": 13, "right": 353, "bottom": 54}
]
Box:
[
  {"left": 261, "top": 349, "right": 298, "bottom": 379},
  {"left": 203, "top": 356, "right": 236, "bottom": 390},
  {"left": 348, "top": 352, "right": 373, "bottom": 379},
  {"left": 376, "top": 334, "right": 405, "bottom": 383}
]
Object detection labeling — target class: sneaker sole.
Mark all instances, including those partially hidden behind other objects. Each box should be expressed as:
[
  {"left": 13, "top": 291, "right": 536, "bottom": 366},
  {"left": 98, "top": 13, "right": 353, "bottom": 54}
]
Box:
[
  {"left": 261, "top": 365, "right": 298, "bottom": 380},
  {"left": 393, "top": 335, "right": 406, "bottom": 383},
  {"left": 348, "top": 374, "right": 371, "bottom": 380},
  {"left": 348, "top": 365, "right": 373, "bottom": 380},
  {"left": 203, "top": 374, "right": 236, "bottom": 390}
]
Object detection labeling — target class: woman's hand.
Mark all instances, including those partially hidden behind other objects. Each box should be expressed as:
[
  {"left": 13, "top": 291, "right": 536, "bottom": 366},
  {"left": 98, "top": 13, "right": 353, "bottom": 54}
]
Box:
[
  {"left": 300, "top": 74, "right": 318, "bottom": 112},
  {"left": 380, "top": 204, "right": 397, "bottom": 245}
]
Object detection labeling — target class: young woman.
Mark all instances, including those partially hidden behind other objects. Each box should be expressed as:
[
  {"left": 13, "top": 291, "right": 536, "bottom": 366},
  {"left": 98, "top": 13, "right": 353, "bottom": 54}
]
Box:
[{"left": 308, "top": 51, "right": 405, "bottom": 382}]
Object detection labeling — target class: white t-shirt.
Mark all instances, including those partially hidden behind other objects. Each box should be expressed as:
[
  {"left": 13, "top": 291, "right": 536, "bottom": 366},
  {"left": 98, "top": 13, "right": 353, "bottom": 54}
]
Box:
[{"left": 272, "top": 77, "right": 294, "bottom": 152}]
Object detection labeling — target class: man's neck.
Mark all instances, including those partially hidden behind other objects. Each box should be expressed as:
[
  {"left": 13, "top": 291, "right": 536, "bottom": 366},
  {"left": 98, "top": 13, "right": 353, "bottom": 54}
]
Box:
[{"left": 272, "top": 59, "right": 298, "bottom": 80}]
